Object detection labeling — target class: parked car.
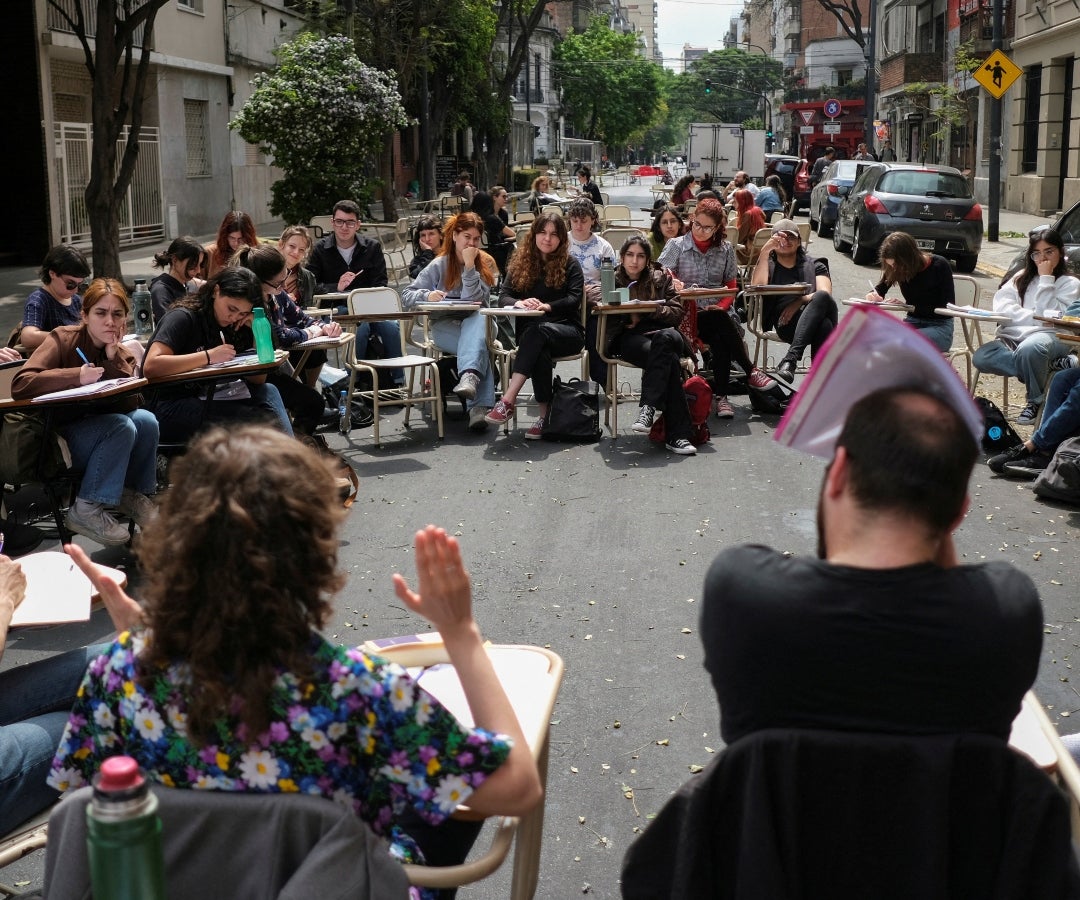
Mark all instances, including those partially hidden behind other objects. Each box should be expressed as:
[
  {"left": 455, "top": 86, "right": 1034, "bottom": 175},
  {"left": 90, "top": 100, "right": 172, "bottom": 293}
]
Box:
[
  {"left": 790, "top": 159, "right": 813, "bottom": 215},
  {"left": 808, "top": 160, "right": 861, "bottom": 237},
  {"left": 832, "top": 163, "right": 983, "bottom": 272},
  {"left": 1002, "top": 201, "right": 1080, "bottom": 285}
]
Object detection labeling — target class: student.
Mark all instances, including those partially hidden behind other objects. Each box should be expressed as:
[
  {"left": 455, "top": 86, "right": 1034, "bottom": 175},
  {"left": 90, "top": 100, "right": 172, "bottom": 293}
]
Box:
[
  {"left": 576, "top": 166, "right": 603, "bottom": 206},
  {"left": 206, "top": 211, "right": 259, "bottom": 279},
  {"left": 277, "top": 225, "right": 316, "bottom": 310},
  {"left": 150, "top": 236, "right": 206, "bottom": 321},
  {"left": 20, "top": 245, "right": 92, "bottom": 351},
  {"left": 12, "top": 278, "right": 159, "bottom": 545},
  {"left": 649, "top": 204, "right": 686, "bottom": 262},
  {"left": 409, "top": 215, "right": 443, "bottom": 280}
]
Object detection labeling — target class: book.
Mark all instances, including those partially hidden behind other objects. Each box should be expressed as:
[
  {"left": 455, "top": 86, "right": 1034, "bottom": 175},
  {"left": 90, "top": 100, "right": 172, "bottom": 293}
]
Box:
[
  {"left": 31, "top": 376, "right": 142, "bottom": 403},
  {"left": 774, "top": 306, "right": 983, "bottom": 459},
  {"left": 946, "top": 303, "right": 999, "bottom": 317}
]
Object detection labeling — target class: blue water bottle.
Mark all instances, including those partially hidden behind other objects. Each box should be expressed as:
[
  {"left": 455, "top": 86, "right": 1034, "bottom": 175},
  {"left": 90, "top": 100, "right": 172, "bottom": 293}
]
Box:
[
  {"left": 338, "top": 390, "right": 351, "bottom": 435},
  {"left": 251, "top": 307, "right": 274, "bottom": 363}
]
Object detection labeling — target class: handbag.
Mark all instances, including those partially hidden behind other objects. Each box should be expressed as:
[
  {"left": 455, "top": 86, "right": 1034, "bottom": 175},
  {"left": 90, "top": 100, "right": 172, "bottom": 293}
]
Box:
[
  {"left": 543, "top": 376, "right": 601, "bottom": 443},
  {"left": 0, "top": 411, "right": 72, "bottom": 484}
]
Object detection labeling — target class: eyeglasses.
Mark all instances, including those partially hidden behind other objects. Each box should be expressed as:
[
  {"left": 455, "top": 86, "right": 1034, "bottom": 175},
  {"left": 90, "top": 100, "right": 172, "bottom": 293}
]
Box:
[
  {"left": 690, "top": 221, "right": 717, "bottom": 235},
  {"left": 61, "top": 278, "right": 87, "bottom": 291},
  {"left": 1030, "top": 248, "right": 1059, "bottom": 261},
  {"left": 332, "top": 219, "right": 359, "bottom": 229},
  {"left": 265, "top": 275, "right": 288, "bottom": 289}
]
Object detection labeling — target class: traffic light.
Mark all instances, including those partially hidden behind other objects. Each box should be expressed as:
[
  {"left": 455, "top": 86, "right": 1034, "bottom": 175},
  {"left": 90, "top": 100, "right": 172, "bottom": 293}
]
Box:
[{"left": 704, "top": 79, "right": 712, "bottom": 94}]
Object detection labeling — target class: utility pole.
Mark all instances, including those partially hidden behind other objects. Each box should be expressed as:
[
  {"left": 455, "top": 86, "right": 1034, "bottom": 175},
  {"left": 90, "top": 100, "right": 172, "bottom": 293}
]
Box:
[
  {"left": 864, "top": 0, "right": 877, "bottom": 152},
  {"left": 988, "top": 0, "right": 1003, "bottom": 241}
]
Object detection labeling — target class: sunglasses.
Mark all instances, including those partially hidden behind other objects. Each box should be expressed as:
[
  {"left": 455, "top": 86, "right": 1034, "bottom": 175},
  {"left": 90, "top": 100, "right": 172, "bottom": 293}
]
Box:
[{"left": 61, "top": 277, "right": 87, "bottom": 291}]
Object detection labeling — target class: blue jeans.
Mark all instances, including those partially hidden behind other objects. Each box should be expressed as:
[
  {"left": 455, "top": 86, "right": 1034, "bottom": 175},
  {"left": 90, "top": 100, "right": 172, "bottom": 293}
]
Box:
[
  {"left": 430, "top": 314, "right": 495, "bottom": 411},
  {"left": 905, "top": 316, "right": 954, "bottom": 353},
  {"left": 0, "top": 643, "right": 108, "bottom": 832},
  {"left": 355, "top": 320, "right": 405, "bottom": 385},
  {"left": 1032, "top": 368, "right": 1080, "bottom": 453},
  {"left": 973, "top": 332, "right": 1072, "bottom": 405},
  {"left": 152, "top": 382, "right": 293, "bottom": 443},
  {"left": 58, "top": 410, "right": 159, "bottom": 506}
]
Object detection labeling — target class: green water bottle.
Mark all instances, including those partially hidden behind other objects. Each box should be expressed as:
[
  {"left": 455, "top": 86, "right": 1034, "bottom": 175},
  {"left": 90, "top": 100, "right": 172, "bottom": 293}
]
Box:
[
  {"left": 252, "top": 307, "right": 274, "bottom": 363},
  {"left": 86, "top": 756, "right": 166, "bottom": 900}
]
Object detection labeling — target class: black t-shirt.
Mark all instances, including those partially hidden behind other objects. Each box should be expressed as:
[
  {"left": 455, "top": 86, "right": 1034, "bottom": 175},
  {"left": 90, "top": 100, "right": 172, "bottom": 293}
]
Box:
[
  {"left": 148, "top": 307, "right": 254, "bottom": 398},
  {"left": 875, "top": 254, "right": 954, "bottom": 320},
  {"left": 764, "top": 252, "right": 830, "bottom": 328},
  {"left": 150, "top": 273, "right": 186, "bottom": 322},
  {"left": 701, "top": 545, "right": 1042, "bottom": 745}
]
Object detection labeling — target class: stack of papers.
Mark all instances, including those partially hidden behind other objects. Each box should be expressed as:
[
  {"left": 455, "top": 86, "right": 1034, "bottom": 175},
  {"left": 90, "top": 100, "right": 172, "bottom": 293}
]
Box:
[{"left": 946, "top": 303, "right": 998, "bottom": 317}]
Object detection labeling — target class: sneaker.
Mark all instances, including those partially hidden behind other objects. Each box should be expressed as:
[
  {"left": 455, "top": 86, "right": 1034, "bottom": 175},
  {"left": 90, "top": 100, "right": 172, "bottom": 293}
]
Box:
[
  {"left": 747, "top": 367, "right": 776, "bottom": 390},
  {"left": 1016, "top": 402, "right": 1041, "bottom": 426},
  {"left": 632, "top": 405, "right": 658, "bottom": 433},
  {"left": 1050, "top": 355, "right": 1078, "bottom": 371},
  {"left": 116, "top": 490, "right": 158, "bottom": 527},
  {"left": 454, "top": 371, "right": 480, "bottom": 401},
  {"left": 485, "top": 399, "right": 514, "bottom": 425},
  {"left": 65, "top": 501, "right": 130, "bottom": 546},
  {"left": 468, "top": 407, "right": 490, "bottom": 431},
  {"left": 987, "top": 443, "right": 1028, "bottom": 474},
  {"left": 1002, "top": 449, "right": 1054, "bottom": 479},
  {"left": 524, "top": 417, "right": 545, "bottom": 440},
  {"left": 715, "top": 396, "right": 734, "bottom": 419},
  {"left": 665, "top": 438, "right": 697, "bottom": 455}
]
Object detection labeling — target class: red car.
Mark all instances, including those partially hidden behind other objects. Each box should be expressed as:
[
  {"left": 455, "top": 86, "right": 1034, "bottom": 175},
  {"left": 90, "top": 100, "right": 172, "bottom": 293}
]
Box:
[{"left": 764, "top": 155, "right": 812, "bottom": 215}]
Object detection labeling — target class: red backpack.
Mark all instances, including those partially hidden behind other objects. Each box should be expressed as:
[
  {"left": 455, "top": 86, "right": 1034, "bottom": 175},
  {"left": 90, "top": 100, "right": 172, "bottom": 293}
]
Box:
[{"left": 649, "top": 375, "right": 713, "bottom": 446}]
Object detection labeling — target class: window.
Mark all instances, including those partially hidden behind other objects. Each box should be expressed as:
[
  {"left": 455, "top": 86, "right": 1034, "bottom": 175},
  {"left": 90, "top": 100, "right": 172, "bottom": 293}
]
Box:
[
  {"left": 177, "top": 0, "right": 204, "bottom": 11},
  {"left": 183, "top": 99, "right": 210, "bottom": 177},
  {"left": 837, "top": 69, "right": 853, "bottom": 86},
  {"left": 1021, "top": 64, "right": 1041, "bottom": 173}
]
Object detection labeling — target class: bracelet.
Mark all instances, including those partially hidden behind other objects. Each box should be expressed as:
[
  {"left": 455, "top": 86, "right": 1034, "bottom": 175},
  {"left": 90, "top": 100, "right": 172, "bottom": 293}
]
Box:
[{"left": 205, "top": 349, "right": 211, "bottom": 365}]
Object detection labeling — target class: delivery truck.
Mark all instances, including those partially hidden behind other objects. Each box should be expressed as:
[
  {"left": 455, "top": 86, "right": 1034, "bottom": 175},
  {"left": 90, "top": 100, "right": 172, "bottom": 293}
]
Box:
[{"left": 686, "top": 123, "right": 766, "bottom": 183}]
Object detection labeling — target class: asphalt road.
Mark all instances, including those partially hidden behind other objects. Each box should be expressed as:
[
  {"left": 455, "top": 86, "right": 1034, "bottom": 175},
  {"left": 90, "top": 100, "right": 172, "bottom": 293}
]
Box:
[{"left": 1, "top": 182, "right": 1077, "bottom": 897}]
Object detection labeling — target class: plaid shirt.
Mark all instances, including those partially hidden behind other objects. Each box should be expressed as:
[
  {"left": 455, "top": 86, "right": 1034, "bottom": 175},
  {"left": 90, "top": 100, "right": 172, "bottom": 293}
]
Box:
[{"left": 657, "top": 233, "right": 737, "bottom": 288}]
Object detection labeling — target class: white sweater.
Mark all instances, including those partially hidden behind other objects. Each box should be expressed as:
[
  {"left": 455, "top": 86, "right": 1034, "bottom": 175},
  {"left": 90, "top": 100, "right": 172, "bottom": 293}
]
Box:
[{"left": 991, "top": 273, "right": 1080, "bottom": 342}]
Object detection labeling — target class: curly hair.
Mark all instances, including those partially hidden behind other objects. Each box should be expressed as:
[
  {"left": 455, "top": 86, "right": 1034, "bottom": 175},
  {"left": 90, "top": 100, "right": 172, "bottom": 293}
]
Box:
[
  {"left": 81, "top": 277, "right": 130, "bottom": 316},
  {"left": 438, "top": 212, "right": 497, "bottom": 289},
  {"left": 878, "top": 232, "right": 929, "bottom": 287},
  {"left": 692, "top": 197, "right": 728, "bottom": 248},
  {"left": 566, "top": 197, "right": 598, "bottom": 226},
  {"left": 135, "top": 425, "right": 348, "bottom": 744},
  {"left": 506, "top": 211, "right": 569, "bottom": 293},
  {"left": 209, "top": 211, "right": 259, "bottom": 273}
]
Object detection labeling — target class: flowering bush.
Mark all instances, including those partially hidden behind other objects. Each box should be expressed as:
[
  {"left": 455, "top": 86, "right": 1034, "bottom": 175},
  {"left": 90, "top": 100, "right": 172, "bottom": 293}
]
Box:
[{"left": 231, "top": 33, "right": 410, "bottom": 224}]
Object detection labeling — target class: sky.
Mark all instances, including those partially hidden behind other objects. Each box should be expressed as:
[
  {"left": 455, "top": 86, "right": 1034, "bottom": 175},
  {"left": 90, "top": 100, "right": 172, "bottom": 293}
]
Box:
[{"left": 655, "top": 0, "right": 747, "bottom": 70}]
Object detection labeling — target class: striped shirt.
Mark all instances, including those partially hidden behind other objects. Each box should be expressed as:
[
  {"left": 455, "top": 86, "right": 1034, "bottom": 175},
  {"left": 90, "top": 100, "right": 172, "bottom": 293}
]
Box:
[{"left": 657, "top": 233, "right": 737, "bottom": 288}]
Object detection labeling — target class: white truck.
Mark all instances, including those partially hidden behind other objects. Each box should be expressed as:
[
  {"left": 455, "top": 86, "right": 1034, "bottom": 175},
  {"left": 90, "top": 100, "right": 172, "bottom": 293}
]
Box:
[{"left": 686, "top": 123, "right": 766, "bottom": 183}]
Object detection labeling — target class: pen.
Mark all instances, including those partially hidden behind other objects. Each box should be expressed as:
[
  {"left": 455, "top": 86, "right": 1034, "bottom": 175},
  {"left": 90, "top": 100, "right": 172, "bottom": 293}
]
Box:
[
  {"left": 219, "top": 330, "right": 227, "bottom": 345},
  {"left": 867, "top": 279, "right": 879, "bottom": 296},
  {"left": 0, "top": 532, "right": 4, "bottom": 555},
  {"left": 76, "top": 348, "right": 91, "bottom": 366}
]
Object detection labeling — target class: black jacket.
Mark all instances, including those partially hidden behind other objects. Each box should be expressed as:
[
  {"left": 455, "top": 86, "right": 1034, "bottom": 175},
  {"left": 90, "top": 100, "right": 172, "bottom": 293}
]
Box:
[{"left": 308, "top": 234, "right": 388, "bottom": 295}]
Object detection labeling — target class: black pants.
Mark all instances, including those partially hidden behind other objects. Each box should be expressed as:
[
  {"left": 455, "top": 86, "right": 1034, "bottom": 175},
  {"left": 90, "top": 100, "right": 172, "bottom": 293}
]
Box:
[
  {"left": 585, "top": 315, "right": 609, "bottom": 386},
  {"left": 268, "top": 371, "right": 325, "bottom": 435},
  {"left": 619, "top": 329, "right": 692, "bottom": 442},
  {"left": 288, "top": 347, "right": 327, "bottom": 380},
  {"left": 774, "top": 291, "right": 838, "bottom": 363},
  {"left": 696, "top": 308, "right": 754, "bottom": 396},
  {"left": 512, "top": 320, "right": 585, "bottom": 404}
]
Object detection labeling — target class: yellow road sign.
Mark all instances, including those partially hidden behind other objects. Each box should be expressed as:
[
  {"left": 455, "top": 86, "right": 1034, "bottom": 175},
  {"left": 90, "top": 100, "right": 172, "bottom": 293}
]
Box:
[{"left": 974, "top": 49, "right": 1022, "bottom": 100}]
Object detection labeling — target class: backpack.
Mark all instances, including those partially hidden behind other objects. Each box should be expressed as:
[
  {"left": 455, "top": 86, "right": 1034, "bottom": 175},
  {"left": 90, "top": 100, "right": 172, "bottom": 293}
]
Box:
[
  {"left": 1032, "top": 436, "right": 1080, "bottom": 505},
  {"left": 747, "top": 377, "right": 796, "bottom": 415},
  {"left": 649, "top": 375, "right": 713, "bottom": 446},
  {"left": 974, "top": 396, "right": 1023, "bottom": 454}
]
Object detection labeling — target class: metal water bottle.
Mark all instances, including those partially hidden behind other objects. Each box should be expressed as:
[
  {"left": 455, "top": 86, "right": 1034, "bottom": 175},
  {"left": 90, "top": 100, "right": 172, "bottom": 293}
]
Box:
[
  {"left": 251, "top": 307, "right": 274, "bottom": 363},
  {"left": 600, "top": 257, "right": 615, "bottom": 304},
  {"left": 132, "top": 280, "right": 153, "bottom": 337},
  {"left": 338, "top": 389, "right": 351, "bottom": 435},
  {"left": 86, "top": 756, "right": 166, "bottom": 900}
]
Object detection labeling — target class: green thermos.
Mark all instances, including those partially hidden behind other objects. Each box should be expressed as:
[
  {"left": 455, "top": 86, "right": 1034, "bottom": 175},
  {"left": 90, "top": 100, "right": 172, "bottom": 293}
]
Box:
[
  {"left": 86, "top": 756, "right": 166, "bottom": 900},
  {"left": 252, "top": 306, "right": 275, "bottom": 363}
]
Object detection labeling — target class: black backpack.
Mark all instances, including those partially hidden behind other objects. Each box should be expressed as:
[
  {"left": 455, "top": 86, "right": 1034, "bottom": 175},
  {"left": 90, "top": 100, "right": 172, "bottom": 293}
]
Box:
[
  {"left": 1033, "top": 437, "right": 1080, "bottom": 505},
  {"left": 975, "top": 396, "right": 1023, "bottom": 454},
  {"left": 747, "top": 378, "right": 796, "bottom": 416}
]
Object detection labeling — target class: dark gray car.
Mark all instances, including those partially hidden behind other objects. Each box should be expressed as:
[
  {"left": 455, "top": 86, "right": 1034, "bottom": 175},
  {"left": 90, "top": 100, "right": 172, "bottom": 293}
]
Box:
[
  {"left": 1003, "top": 203, "right": 1080, "bottom": 285},
  {"left": 808, "top": 160, "right": 860, "bottom": 238},
  {"left": 832, "top": 163, "right": 983, "bottom": 271}
]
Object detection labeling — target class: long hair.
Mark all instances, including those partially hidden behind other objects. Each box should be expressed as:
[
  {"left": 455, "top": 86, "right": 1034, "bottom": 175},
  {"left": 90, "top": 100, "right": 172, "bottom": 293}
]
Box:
[
  {"left": 175, "top": 266, "right": 263, "bottom": 315},
  {"left": 507, "top": 210, "right": 569, "bottom": 293},
  {"left": 733, "top": 189, "right": 756, "bottom": 217},
  {"left": 81, "top": 277, "right": 130, "bottom": 316},
  {"left": 878, "top": 232, "right": 929, "bottom": 286},
  {"left": 153, "top": 236, "right": 205, "bottom": 273},
  {"left": 765, "top": 174, "right": 787, "bottom": 203},
  {"left": 135, "top": 425, "right": 347, "bottom": 744},
  {"left": 230, "top": 244, "right": 286, "bottom": 287},
  {"left": 650, "top": 203, "right": 686, "bottom": 247},
  {"left": 277, "top": 225, "right": 313, "bottom": 265},
  {"left": 693, "top": 197, "right": 728, "bottom": 248},
  {"left": 470, "top": 191, "right": 496, "bottom": 220},
  {"left": 210, "top": 211, "right": 259, "bottom": 271},
  {"left": 672, "top": 175, "right": 695, "bottom": 199},
  {"left": 437, "top": 212, "right": 497, "bottom": 289},
  {"left": 1015, "top": 229, "right": 1067, "bottom": 300},
  {"left": 617, "top": 236, "right": 664, "bottom": 301}
]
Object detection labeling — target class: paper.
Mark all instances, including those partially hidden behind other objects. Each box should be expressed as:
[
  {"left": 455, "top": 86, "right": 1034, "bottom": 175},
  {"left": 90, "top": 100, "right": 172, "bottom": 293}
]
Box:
[
  {"left": 208, "top": 352, "right": 259, "bottom": 369},
  {"left": 31, "top": 377, "right": 142, "bottom": 403},
  {"left": 946, "top": 303, "right": 998, "bottom": 317},
  {"left": 10, "top": 552, "right": 93, "bottom": 627},
  {"left": 774, "top": 306, "right": 983, "bottom": 459},
  {"left": 294, "top": 335, "right": 343, "bottom": 347}
]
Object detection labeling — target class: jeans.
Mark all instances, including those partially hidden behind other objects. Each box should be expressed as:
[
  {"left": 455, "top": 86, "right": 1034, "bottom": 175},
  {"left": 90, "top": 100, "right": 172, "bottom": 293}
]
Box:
[
  {"left": 0, "top": 643, "right": 109, "bottom": 832},
  {"left": 512, "top": 321, "right": 585, "bottom": 404},
  {"left": 355, "top": 320, "right": 405, "bottom": 385},
  {"left": 619, "top": 329, "right": 693, "bottom": 442},
  {"left": 905, "top": 316, "right": 955, "bottom": 353},
  {"left": 58, "top": 410, "right": 159, "bottom": 506},
  {"left": 430, "top": 314, "right": 495, "bottom": 411},
  {"left": 1032, "top": 368, "right": 1080, "bottom": 453},
  {"left": 973, "top": 332, "right": 1072, "bottom": 405},
  {"left": 152, "top": 382, "right": 293, "bottom": 443},
  {"left": 775, "top": 291, "right": 838, "bottom": 363},
  {"left": 696, "top": 308, "right": 754, "bottom": 396}
]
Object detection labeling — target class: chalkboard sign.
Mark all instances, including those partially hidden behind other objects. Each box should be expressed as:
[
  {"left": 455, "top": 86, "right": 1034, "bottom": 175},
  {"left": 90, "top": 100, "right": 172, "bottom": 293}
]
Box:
[{"left": 436, "top": 156, "right": 459, "bottom": 193}]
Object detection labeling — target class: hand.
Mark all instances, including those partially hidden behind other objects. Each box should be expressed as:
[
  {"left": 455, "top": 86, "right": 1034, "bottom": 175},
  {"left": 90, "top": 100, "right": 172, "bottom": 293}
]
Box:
[
  {"left": 207, "top": 343, "right": 236, "bottom": 364},
  {"left": 865, "top": 291, "right": 884, "bottom": 303},
  {"left": 1037, "top": 256, "right": 1057, "bottom": 277},
  {"left": 103, "top": 334, "right": 120, "bottom": 360},
  {"left": 79, "top": 363, "right": 105, "bottom": 385},
  {"left": 0, "top": 556, "right": 26, "bottom": 617},
  {"left": 392, "top": 526, "right": 474, "bottom": 637},
  {"left": 672, "top": 277, "right": 685, "bottom": 292},
  {"left": 337, "top": 272, "right": 357, "bottom": 292},
  {"left": 427, "top": 290, "right": 447, "bottom": 304},
  {"left": 778, "top": 301, "right": 801, "bottom": 327},
  {"left": 65, "top": 543, "right": 144, "bottom": 633},
  {"left": 461, "top": 246, "right": 478, "bottom": 269},
  {"left": 0, "top": 347, "right": 21, "bottom": 363},
  {"left": 323, "top": 321, "right": 342, "bottom": 338},
  {"left": 519, "top": 298, "right": 543, "bottom": 310}
]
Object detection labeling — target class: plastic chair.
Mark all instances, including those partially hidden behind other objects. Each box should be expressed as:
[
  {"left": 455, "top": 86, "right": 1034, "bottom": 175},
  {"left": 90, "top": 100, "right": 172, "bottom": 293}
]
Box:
[
  {"left": 601, "top": 204, "right": 633, "bottom": 228},
  {"left": 343, "top": 287, "right": 443, "bottom": 446},
  {"left": 601, "top": 227, "right": 645, "bottom": 251},
  {"left": 307, "top": 215, "right": 333, "bottom": 238}
]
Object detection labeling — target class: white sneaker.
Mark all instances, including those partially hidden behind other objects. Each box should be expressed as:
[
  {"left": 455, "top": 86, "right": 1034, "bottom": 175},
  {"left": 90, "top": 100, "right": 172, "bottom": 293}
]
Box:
[
  {"left": 665, "top": 438, "right": 697, "bottom": 456},
  {"left": 116, "top": 490, "right": 158, "bottom": 527},
  {"left": 66, "top": 501, "right": 130, "bottom": 545},
  {"left": 468, "top": 406, "right": 490, "bottom": 431},
  {"left": 454, "top": 371, "right": 480, "bottom": 401}
]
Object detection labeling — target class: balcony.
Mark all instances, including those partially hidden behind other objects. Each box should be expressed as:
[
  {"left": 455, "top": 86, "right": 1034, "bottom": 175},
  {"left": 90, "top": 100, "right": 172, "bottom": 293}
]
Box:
[
  {"left": 878, "top": 52, "right": 944, "bottom": 92},
  {"left": 47, "top": 0, "right": 150, "bottom": 46},
  {"left": 958, "top": 0, "right": 1014, "bottom": 49},
  {"left": 785, "top": 81, "right": 866, "bottom": 102},
  {"left": 513, "top": 87, "right": 545, "bottom": 104}
]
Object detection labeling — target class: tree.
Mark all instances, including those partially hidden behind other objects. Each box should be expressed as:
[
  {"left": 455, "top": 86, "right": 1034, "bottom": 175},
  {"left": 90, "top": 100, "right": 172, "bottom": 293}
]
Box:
[
  {"left": 553, "top": 18, "right": 664, "bottom": 148},
  {"left": 230, "top": 33, "right": 409, "bottom": 226},
  {"left": 46, "top": 0, "right": 170, "bottom": 278},
  {"left": 669, "top": 50, "right": 783, "bottom": 125},
  {"left": 811, "top": 0, "right": 867, "bottom": 50},
  {"left": 901, "top": 41, "right": 980, "bottom": 153}
]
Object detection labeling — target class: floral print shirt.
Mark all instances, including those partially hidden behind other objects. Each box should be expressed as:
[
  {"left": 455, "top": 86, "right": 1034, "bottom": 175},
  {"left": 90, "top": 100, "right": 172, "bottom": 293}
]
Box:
[{"left": 48, "top": 631, "right": 511, "bottom": 874}]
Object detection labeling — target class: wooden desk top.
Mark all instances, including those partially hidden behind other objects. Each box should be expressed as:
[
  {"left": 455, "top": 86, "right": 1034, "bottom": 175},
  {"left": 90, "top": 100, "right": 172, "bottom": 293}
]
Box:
[
  {"left": 744, "top": 283, "right": 812, "bottom": 295},
  {"left": 145, "top": 351, "right": 286, "bottom": 386},
  {"left": 480, "top": 307, "right": 544, "bottom": 317},
  {"left": 0, "top": 377, "right": 148, "bottom": 412},
  {"left": 11, "top": 551, "right": 129, "bottom": 628},
  {"left": 677, "top": 287, "right": 738, "bottom": 299},
  {"left": 595, "top": 302, "right": 664, "bottom": 315},
  {"left": 1035, "top": 314, "right": 1080, "bottom": 331},
  {"left": 291, "top": 333, "right": 355, "bottom": 351}
]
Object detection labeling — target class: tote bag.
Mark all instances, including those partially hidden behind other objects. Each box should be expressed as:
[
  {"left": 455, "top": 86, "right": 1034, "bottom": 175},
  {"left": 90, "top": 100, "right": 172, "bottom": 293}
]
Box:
[{"left": 543, "top": 376, "right": 602, "bottom": 443}]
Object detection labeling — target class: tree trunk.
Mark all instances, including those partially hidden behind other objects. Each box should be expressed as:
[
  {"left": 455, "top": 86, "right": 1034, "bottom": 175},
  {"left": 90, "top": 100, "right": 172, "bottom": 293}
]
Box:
[{"left": 379, "top": 133, "right": 398, "bottom": 223}]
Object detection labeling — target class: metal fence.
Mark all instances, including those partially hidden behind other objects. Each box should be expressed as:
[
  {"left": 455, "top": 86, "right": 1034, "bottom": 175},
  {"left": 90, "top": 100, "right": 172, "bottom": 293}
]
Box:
[
  {"left": 54, "top": 122, "right": 164, "bottom": 248},
  {"left": 46, "top": 0, "right": 150, "bottom": 46}
]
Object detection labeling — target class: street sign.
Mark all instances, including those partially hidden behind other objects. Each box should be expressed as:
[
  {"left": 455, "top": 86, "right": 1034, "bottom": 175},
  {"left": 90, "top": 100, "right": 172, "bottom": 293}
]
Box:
[
  {"left": 824, "top": 98, "right": 842, "bottom": 118},
  {"left": 974, "top": 49, "right": 1022, "bottom": 100},
  {"left": 823, "top": 123, "right": 841, "bottom": 134},
  {"left": 799, "top": 125, "right": 814, "bottom": 134},
  {"left": 799, "top": 110, "right": 815, "bottom": 125}
]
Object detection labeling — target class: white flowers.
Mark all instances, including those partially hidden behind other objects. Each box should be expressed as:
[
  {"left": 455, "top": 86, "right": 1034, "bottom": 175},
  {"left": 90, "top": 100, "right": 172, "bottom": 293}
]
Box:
[
  {"left": 135, "top": 708, "right": 166, "bottom": 742},
  {"left": 433, "top": 775, "right": 471, "bottom": 813},
  {"left": 387, "top": 673, "right": 416, "bottom": 713},
  {"left": 239, "top": 749, "right": 281, "bottom": 789}
]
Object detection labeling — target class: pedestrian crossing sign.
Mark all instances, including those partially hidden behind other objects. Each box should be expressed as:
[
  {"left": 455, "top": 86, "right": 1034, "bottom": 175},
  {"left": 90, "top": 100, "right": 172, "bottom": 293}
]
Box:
[{"left": 974, "top": 50, "right": 1021, "bottom": 100}]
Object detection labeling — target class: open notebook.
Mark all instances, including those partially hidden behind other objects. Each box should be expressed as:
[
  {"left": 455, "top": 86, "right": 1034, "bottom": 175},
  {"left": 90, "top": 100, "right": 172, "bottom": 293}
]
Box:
[{"left": 10, "top": 552, "right": 95, "bottom": 627}]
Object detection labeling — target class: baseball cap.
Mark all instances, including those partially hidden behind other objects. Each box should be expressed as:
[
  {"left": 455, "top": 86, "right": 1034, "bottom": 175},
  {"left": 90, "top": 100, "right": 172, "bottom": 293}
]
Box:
[{"left": 771, "top": 219, "right": 800, "bottom": 238}]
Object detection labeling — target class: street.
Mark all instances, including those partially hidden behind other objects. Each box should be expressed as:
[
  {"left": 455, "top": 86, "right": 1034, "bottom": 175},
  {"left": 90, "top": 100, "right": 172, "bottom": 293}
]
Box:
[{"left": 1, "top": 181, "right": 1077, "bottom": 897}]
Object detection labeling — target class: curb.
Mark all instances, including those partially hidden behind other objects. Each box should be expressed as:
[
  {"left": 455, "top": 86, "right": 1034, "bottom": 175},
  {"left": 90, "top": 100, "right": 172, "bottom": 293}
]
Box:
[{"left": 976, "top": 262, "right": 1006, "bottom": 280}]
